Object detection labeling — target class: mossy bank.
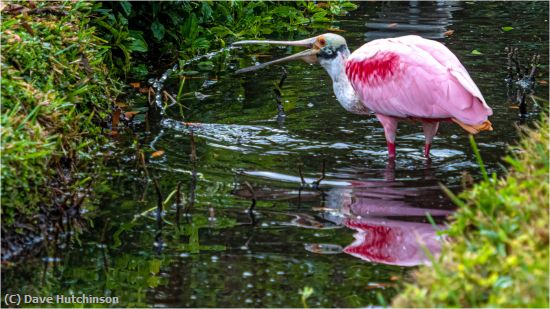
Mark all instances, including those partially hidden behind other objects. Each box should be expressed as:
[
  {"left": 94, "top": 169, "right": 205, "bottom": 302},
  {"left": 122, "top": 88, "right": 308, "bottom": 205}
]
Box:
[{"left": 1, "top": 1, "right": 121, "bottom": 258}]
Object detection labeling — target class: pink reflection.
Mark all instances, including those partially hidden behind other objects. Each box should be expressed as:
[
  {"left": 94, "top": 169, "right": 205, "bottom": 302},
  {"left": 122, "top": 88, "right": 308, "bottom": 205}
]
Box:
[{"left": 343, "top": 217, "right": 443, "bottom": 267}]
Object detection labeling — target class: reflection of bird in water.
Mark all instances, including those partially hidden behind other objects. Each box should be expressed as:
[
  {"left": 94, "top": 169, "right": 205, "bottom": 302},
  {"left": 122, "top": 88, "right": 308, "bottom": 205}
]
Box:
[
  {"left": 321, "top": 162, "right": 452, "bottom": 266},
  {"left": 342, "top": 217, "right": 443, "bottom": 266},
  {"left": 233, "top": 161, "right": 455, "bottom": 266},
  {"left": 234, "top": 30, "right": 492, "bottom": 159},
  {"left": 364, "top": 1, "right": 462, "bottom": 41}
]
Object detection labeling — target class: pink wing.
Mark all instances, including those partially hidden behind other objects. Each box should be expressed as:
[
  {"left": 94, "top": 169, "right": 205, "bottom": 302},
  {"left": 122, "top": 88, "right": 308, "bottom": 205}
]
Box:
[{"left": 345, "top": 35, "right": 492, "bottom": 124}]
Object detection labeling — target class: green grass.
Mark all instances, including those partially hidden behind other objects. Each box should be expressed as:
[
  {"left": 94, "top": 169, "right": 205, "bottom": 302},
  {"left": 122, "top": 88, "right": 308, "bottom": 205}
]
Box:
[
  {"left": 393, "top": 117, "right": 549, "bottom": 307},
  {"left": 1, "top": 2, "right": 120, "bottom": 230}
]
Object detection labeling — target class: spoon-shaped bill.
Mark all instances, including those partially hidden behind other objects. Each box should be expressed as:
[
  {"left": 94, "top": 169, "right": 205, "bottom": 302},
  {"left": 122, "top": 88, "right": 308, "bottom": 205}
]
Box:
[
  {"left": 233, "top": 36, "right": 319, "bottom": 74},
  {"left": 235, "top": 49, "right": 318, "bottom": 74}
]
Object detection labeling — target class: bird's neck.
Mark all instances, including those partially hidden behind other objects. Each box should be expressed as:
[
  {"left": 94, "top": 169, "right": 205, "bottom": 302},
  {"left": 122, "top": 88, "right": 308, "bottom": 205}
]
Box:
[{"left": 323, "top": 54, "right": 368, "bottom": 115}]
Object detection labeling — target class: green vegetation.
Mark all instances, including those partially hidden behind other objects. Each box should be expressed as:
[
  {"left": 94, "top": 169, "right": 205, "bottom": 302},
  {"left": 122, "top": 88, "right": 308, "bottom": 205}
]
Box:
[
  {"left": 1, "top": 2, "right": 120, "bottom": 231},
  {"left": 95, "top": 1, "right": 357, "bottom": 77},
  {"left": 393, "top": 117, "right": 549, "bottom": 307}
]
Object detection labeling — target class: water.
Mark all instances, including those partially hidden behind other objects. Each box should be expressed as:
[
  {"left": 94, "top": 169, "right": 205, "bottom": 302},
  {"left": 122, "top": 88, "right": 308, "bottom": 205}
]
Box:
[{"left": 2, "top": 2, "right": 548, "bottom": 307}]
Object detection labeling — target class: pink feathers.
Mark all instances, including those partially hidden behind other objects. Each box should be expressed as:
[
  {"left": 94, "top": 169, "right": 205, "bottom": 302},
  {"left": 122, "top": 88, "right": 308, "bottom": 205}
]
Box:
[
  {"left": 346, "top": 52, "right": 400, "bottom": 86},
  {"left": 345, "top": 35, "right": 492, "bottom": 125}
]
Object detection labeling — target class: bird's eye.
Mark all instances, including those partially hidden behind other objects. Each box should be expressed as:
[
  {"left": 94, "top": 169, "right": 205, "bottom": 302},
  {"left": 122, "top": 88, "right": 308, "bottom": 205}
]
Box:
[{"left": 319, "top": 38, "right": 326, "bottom": 46}]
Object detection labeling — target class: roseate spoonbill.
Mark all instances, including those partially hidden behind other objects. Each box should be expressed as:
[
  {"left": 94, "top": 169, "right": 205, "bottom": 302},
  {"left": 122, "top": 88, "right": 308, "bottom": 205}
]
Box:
[{"left": 233, "top": 34, "right": 493, "bottom": 159}]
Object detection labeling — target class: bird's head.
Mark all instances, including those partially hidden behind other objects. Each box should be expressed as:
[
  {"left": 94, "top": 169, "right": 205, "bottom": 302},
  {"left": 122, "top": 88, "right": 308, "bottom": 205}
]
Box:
[{"left": 233, "top": 33, "right": 350, "bottom": 74}]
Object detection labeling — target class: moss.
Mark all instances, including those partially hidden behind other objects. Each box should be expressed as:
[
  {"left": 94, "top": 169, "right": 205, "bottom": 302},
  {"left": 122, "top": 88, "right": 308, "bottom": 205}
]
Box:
[
  {"left": 393, "top": 117, "right": 549, "bottom": 307},
  {"left": 1, "top": 2, "right": 120, "bottom": 232}
]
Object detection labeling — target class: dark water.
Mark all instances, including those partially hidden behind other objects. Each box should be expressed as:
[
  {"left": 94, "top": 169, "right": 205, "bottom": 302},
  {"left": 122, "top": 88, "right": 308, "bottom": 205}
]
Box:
[{"left": 3, "top": 2, "right": 548, "bottom": 308}]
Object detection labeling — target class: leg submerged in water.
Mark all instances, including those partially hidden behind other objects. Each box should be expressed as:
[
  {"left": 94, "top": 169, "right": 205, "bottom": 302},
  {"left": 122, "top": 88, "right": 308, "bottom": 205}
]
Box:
[
  {"left": 422, "top": 121, "right": 439, "bottom": 158},
  {"left": 376, "top": 114, "right": 399, "bottom": 159}
]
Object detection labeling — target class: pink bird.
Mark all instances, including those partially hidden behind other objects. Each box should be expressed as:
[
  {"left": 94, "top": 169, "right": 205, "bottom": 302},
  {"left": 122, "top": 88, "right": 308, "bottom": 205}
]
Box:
[{"left": 234, "top": 33, "right": 493, "bottom": 159}]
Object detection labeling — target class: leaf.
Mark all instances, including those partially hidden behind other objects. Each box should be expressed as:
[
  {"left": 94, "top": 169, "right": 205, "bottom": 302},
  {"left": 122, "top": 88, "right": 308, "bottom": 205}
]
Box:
[
  {"left": 147, "top": 276, "right": 160, "bottom": 288},
  {"left": 197, "top": 60, "right": 214, "bottom": 71},
  {"left": 149, "top": 259, "right": 161, "bottom": 274},
  {"left": 130, "top": 64, "right": 149, "bottom": 79},
  {"left": 138, "top": 87, "right": 150, "bottom": 94},
  {"left": 340, "top": 2, "right": 358, "bottom": 9},
  {"left": 128, "top": 38, "right": 148, "bottom": 52},
  {"left": 501, "top": 26, "right": 514, "bottom": 32},
  {"left": 181, "top": 13, "right": 199, "bottom": 41},
  {"left": 471, "top": 49, "right": 483, "bottom": 55},
  {"left": 311, "top": 11, "right": 329, "bottom": 22},
  {"left": 120, "top": 1, "right": 132, "bottom": 16},
  {"left": 112, "top": 108, "right": 121, "bottom": 128},
  {"left": 127, "top": 31, "right": 148, "bottom": 52},
  {"left": 443, "top": 29, "right": 454, "bottom": 37},
  {"left": 151, "top": 20, "right": 165, "bottom": 41},
  {"left": 124, "top": 111, "right": 139, "bottom": 119},
  {"left": 151, "top": 150, "right": 165, "bottom": 158},
  {"left": 129, "top": 82, "right": 141, "bottom": 88}
]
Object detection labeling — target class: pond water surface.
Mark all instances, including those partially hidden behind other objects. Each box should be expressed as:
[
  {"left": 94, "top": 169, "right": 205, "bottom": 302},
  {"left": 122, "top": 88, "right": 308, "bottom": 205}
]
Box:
[{"left": 3, "top": 1, "right": 548, "bottom": 307}]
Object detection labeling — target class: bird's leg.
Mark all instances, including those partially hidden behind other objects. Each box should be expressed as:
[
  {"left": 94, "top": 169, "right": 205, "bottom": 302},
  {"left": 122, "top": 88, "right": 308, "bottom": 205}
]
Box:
[
  {"left": 422, "top": 121, "right": 439, "bottom": 158},
  {"left": 376, "top": 114, "right": 398, "bottom": 159}
]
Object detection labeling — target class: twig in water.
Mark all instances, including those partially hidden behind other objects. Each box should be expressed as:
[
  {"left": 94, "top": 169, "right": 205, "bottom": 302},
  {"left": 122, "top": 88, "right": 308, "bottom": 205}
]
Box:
[
  {"left": 312, "top": 159, "right": 326, "bottom": 189},
  {"left": 243, "top": 181, "right": 256, "bottom": 213},
  {"left": 504, "top": 47, "right": 540, "bottom": 118},
  {"left": 139, "top": 150, "right": 150, "bottom": 179},
  {"left": 185, "top": 130, "right": 197, "bottom": 215},
  {"left": 278, "top": 67, "right": 288, "bottom": 89},
  {"left": 148, "top": 87, "right": 154, "bottom": 106},
  {"left": 273, "top": 67, "right": 287, "bottom": 122},
  {"left": 163, "top": 90, "right": 177, "bottom": 104},
  {"left": 152, "top": 177, "right": 163, "bottom": 212},
  {"left": 189, "top": 129, "right": 197, "bottom": 162},
  {"left": 528, "top": 54, "right": 540, "bottom": 80},
  {"left": 175, "top": 182, "right": 182, "bottom": 227},
  {"left": 298, "top": 163, "right": 306, "bottom": 187}
]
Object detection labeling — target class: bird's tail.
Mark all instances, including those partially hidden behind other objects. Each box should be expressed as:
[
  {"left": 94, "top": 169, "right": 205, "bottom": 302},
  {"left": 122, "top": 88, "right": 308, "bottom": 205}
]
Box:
[{"left": 451, "top": 118, "right": 493, "bottom": 134}]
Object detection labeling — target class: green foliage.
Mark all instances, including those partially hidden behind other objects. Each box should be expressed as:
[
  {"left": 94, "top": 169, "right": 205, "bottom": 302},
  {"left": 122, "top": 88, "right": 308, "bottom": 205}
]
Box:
[
  {"left": 95, "top": 1, "right": 357, "bottom": 77},
  {"left": 299, "top": 286, "right": 314, "bottom": 308},
  {"left": 393, "top": 118, "right": 549, "bottom": 307},
  {"left": 1, "top": 2, "right": 120, "bottom": 229}
]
